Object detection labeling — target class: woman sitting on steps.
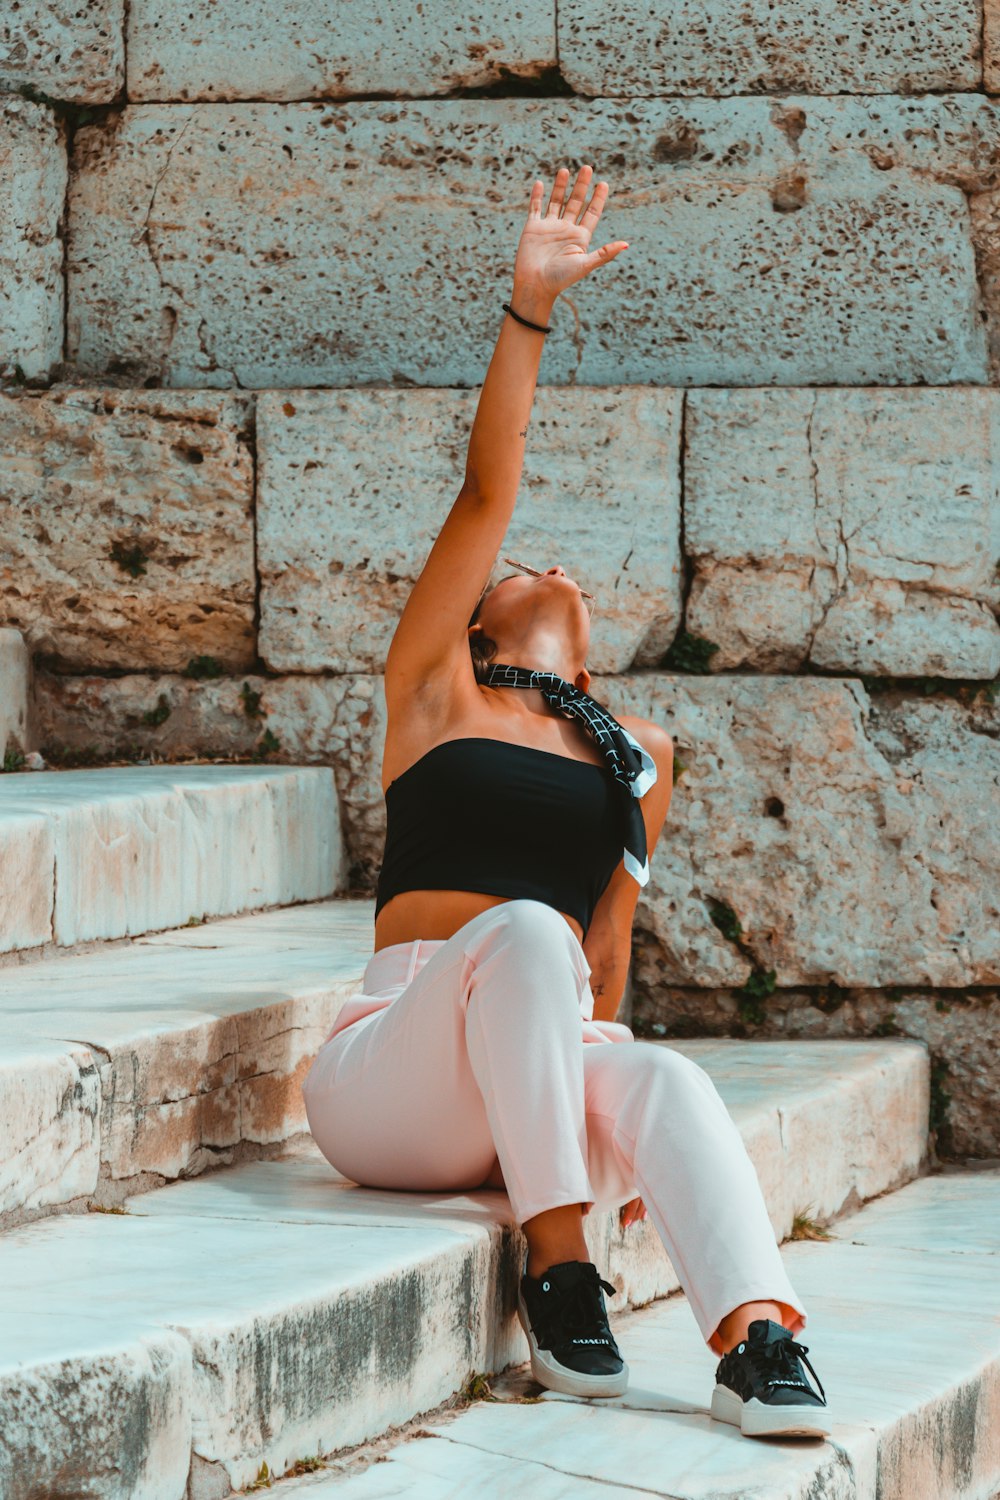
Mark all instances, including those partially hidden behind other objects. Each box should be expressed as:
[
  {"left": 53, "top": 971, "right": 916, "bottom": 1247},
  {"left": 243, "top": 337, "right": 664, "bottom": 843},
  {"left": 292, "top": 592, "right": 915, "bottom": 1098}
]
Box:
[{"left": 303, "top": 161, "right": 830, "bottom": 1439}]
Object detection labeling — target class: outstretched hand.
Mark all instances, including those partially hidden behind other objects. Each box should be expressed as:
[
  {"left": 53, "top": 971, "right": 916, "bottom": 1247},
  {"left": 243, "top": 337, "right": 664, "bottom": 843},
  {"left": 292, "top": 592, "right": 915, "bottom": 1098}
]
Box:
[{"left": 513, "top": 165, "right": 629, "bottom": 300}]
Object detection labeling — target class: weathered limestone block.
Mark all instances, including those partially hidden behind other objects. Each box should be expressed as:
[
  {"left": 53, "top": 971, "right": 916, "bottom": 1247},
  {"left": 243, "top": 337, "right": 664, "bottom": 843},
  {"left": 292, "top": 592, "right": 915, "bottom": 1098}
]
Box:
[
  {"left": 67, "top": 97, "right": 989, "bottom": 389},
  {"left": 0, "top": 98, "right": 65, "bottom": 380},
  {"left": 0, "top": 629, "right": 31, "bottom": 759},
  {"left": 560, "top": 0, "right": 979, "bottom": 96},
  {"left": 258, "top": 387, "right": 681, "bottom": 674},
  {"left": 32, "top": 672, "right": 385, "bottom": 883},
  {"left": 684, "top": 388, "right": 1000, "bottom": 677},
  {"left": 0, "top": 0, "right": 124, "bottom": 103},
  {"left": 0, "top": 386, "right": 255, "bottom": 671},
  {"left": 593, "top": 673, "right": 1000, "bottom": 989},
  {"left": 634, "top": 986, "right": 1000, "bottom": 1160},
  {"left": 128, "top": 0, "right": 553, "bottom": 101},
  {"left": 0, "top": 1042, "right": 101, "bottom": 1220},
  {"left": 0, "top": 1326, "right": 192, "bottom": 1500}
]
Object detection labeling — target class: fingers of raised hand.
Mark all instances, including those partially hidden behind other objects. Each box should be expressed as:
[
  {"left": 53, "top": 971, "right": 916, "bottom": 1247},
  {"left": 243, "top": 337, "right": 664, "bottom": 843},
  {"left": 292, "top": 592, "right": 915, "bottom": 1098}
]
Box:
[
  {"left": 578, "top": 178, "right": 609, "bottom": 233},
  {"left": 542, "top": 163, "right": 602, "bottom": 224},
  {"left": 560, "top": 164, "right": 598, "bottom": 227},
  {"left": 544, "top": 165, "right": 572, "bottom": 217}
]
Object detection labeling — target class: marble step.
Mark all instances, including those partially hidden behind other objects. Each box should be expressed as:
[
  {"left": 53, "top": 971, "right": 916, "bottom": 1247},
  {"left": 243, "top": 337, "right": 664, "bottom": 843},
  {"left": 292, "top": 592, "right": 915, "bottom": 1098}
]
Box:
[
  {"left": 0, "top": 762, "right": 345, "bottom": 955},
  {"left": 274, "top": 1171, "right": 1000, "bottom": 1500},
  {"left": 0, "top": 1038, "right": 928, "bottom": 1497},
  {"left": 0, "top": 899, "right": 374, "bottom": 1223}
]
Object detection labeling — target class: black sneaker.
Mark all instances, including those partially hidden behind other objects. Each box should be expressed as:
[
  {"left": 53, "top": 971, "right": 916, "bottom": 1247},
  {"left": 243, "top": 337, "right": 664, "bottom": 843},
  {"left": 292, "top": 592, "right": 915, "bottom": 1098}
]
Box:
[
  {"left": 516, "top": 1255, "right": 629, "bottom": 1398},
  {"left": 711, "top": 1319, "right": 831, "bottom": 1437}
]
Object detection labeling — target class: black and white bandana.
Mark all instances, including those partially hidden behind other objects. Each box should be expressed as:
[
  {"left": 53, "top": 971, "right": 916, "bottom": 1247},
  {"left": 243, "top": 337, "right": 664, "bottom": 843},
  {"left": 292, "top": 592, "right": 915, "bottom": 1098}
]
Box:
[{"left": 483, "top": 662, "right": 658, "bottom": 887}]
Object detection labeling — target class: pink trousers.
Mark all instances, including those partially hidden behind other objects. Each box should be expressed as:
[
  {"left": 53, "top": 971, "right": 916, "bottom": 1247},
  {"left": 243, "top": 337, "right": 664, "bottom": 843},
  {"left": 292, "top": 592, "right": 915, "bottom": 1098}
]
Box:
[{"left": 302, "top": 899, "right": 806, "bottom": 1353}]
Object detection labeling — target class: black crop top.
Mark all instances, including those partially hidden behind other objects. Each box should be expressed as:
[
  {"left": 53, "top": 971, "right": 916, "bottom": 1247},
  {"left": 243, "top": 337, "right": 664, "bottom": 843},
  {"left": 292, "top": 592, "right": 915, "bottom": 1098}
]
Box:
[{"left": 374, "top": 737, "right": 625, "bottom": 938}]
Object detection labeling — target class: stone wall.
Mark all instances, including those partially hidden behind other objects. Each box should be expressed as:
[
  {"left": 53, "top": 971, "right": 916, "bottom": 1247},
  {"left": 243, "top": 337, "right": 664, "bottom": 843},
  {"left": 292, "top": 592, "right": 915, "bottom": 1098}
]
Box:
[{"left": 2, "top": 0, "right": 998, "bottom": 1155}]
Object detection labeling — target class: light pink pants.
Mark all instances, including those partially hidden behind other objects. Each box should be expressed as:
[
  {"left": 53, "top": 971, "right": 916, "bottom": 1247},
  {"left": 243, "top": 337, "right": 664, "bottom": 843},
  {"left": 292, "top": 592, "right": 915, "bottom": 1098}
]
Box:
[{"left": 302, "top": 899, "right": 806, "bottom": 1353}]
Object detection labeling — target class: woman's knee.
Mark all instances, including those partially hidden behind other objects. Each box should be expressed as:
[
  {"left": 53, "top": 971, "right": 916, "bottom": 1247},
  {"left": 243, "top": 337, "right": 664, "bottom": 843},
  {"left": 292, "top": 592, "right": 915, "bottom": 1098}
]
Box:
[
  {"left": 494, "top": 898, "right": 580, "bottom": 948},
  {"left": 630, "top": 1040, "right": 723, "bottom": 1100}
]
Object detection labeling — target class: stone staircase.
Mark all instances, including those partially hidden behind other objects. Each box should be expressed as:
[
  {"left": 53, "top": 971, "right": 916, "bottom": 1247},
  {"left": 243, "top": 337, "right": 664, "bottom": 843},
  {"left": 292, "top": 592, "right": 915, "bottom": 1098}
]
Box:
[
  {"left": 3, "top": 0, "right": 999, "bottom": 1484},
  {"left": 1, "top": 769, "right": 998, "bottom": 1499}
]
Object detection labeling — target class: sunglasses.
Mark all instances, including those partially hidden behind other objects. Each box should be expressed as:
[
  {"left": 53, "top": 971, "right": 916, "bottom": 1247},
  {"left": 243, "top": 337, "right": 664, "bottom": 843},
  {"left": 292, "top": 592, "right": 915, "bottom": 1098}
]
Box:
[{"left": 500, "top": 556, "right": 597, "bottom": 616}]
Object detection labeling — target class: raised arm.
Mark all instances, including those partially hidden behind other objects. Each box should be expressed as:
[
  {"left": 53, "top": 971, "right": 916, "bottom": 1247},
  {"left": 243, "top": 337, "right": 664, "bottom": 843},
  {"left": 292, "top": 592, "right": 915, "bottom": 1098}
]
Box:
[{"left": 384, "top": 164, "right": 629, "bottom": 704}]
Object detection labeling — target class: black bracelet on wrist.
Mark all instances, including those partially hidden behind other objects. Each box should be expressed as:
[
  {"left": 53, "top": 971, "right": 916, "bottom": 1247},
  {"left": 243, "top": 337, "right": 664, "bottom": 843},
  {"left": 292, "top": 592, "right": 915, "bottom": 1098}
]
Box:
[{"left": 502, "top": 300, "right": 553, "bottom": 334}]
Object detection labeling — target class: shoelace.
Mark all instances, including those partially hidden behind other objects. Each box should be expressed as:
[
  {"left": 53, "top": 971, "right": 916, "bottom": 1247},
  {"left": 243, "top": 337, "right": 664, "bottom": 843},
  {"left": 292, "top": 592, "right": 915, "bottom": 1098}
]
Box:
[
  {"left": 533, "top": 1273, "right": 618, "bottom": 1349},
  {"left": 746, "top": 1338, "right": 827, "bottom": 1404}
]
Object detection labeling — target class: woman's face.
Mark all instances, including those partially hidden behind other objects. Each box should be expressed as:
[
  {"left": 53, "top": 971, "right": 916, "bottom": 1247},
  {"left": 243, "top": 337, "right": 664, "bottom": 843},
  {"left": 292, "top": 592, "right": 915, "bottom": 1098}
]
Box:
[{"left": 473, "top": 564, "right": 592, "bottom": 658}]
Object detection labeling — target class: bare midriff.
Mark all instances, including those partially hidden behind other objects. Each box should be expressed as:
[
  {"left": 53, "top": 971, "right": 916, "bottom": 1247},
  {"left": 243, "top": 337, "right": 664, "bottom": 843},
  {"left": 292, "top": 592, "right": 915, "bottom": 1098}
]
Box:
[{"left": 373, "top": 888, "right": 584, "bottom": 953}]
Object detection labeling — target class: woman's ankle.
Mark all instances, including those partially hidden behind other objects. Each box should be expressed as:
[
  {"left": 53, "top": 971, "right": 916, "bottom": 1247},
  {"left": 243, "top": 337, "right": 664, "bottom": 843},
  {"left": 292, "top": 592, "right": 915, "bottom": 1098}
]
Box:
[
  {"left": 713, "top": 1300, "right": 791, "bottom": 1354},
  {"left": 523, "top": 1203, "right": 589, "bottom": 1280},
  {"left": 525, "top": 1251, "right": 590, "bottom": 1279}
]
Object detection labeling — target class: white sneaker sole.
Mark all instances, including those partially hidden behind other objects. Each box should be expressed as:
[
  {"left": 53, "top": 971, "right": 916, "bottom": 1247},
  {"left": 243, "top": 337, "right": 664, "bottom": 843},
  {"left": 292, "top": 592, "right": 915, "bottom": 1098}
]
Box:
[
  {"left": 516, "top": 1285, "right": 629, "bottom": 1399},
  {"left": 710, "top": 1383, "right": 832, "bottom": 1437}
]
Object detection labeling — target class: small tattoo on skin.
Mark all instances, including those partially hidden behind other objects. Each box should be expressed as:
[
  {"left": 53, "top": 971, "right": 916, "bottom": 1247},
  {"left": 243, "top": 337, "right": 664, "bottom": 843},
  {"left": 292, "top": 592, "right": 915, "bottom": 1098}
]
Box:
[{"left": 518, "top": 425, "right": 528, "bottom": 438}]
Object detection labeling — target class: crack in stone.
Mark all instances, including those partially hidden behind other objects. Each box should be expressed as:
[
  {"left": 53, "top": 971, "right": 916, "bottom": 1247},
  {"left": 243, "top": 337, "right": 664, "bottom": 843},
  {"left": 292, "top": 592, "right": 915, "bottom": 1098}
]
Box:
[
  {"left": 423, "top": 1431, "right": 686, "bottom": 1496},
  {"left": 48, "top": 847, "right": 58, "bottom": 945},
  {"left": 61, "top": 1036, "right": 113, "bottom": 1065},
  {"left": 139, "top": 114, "right": 239, "bottom": 383},
  {"left": 801, "top": 391, "right": 863, "bottom": 663},
  {"left": 777, "top": 1103, "right": 788, "bottom": 1152}
]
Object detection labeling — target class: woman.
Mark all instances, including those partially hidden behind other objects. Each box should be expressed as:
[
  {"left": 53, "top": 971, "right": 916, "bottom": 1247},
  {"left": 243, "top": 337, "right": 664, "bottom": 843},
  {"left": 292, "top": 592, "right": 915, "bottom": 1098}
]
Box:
[{"left": 303, "top": 164, "right": 829, "bottom": 1438}]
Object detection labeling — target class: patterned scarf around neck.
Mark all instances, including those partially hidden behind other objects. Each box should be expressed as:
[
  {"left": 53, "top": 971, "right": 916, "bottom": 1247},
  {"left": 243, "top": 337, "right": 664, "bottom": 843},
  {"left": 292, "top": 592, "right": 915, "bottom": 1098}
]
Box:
[{"left": 483, "top": 662, "right": 658, "bottom": 887}]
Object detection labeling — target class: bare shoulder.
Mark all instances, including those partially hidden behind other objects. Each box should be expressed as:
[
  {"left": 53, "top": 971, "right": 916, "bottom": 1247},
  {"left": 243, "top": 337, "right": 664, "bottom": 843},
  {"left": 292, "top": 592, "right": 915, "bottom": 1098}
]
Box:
[{"left": 618, "top": 713, "right": 674, "bottom": 763}]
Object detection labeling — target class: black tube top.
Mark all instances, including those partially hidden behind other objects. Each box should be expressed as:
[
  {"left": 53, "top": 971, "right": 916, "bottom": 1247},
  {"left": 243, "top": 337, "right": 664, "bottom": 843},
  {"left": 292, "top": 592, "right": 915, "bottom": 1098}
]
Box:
[{"left": 374, "top": 737, "right": 625, "bottom": 938}]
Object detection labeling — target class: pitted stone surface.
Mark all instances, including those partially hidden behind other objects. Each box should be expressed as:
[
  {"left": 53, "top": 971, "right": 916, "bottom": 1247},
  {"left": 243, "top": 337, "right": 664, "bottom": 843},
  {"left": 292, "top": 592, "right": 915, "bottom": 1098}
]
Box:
[
  {"left": 66, "top": 97, "right": 990, "bottom": 389},
  {"left": 969, "top": 186, "right": 1000, "bottom": 385},
  {"left": 0, "top": 0, "right": 124, "bottom": 103},
  {"left": 0, "top": 764, "right": 344, "bottom": 950},
  {"left": 0, "top": 98, "right": 65, "bottom": 381},
  {"left": 987, "top": 0, "right": 1000, "bottom": 93},
  {"left": 0, "top": 386, "right": 255, "bottom": 672},
  {"left": 127, "top": 0, "right": 553, "bottom": 101},
  {"left": 683, "top": 387, "right": 1000, "bottom": 676},
  {"left": 560, "top": 0, "right": 980, "bottom": 96},
  {"left": 594, "top": 673, "right": 1000, "bottom": 990},
  {"left": 0, "top": 901, "right": 373, "bottom": 1217},
  {"left": 257, "top": 387, "right": 681, "bottom": 674}
]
